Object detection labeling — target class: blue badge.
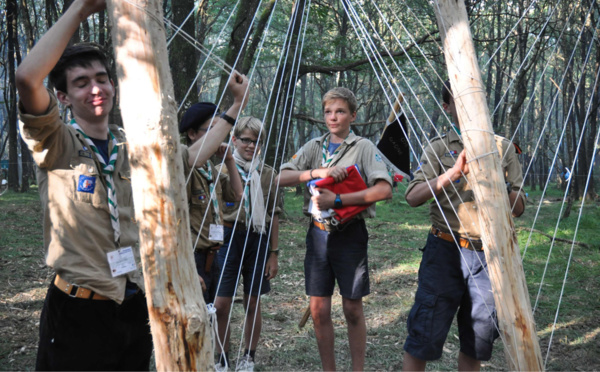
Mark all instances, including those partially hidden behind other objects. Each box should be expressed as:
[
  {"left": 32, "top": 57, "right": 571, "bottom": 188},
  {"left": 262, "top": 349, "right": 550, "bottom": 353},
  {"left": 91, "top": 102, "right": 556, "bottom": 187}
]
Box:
[
  {"left": 416, "top": 162, "right": 423, "bottom": 171},
  {"left": 454, "top": 179, "right": 461, "bottom": 183},
  {"left": 375, "top": 153, "right": 383, "bottom": 162},
  {"left": 198, "top": 195, "right": 206, "bottom": 200},
  {"left": 226, "top": 202, "right": 235, "bottom": 207},
  {"left": 77, "top": 175, "right": 96, "bottom": 193}
]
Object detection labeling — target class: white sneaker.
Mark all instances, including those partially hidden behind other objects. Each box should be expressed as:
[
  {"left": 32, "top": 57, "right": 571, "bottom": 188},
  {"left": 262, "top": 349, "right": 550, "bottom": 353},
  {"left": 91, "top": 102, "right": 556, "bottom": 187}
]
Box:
[
  {"left": 215, "top": 362, "right": 228, "bottom": 372},
  {"left": 236, "top": 355, "right": 254, "bottom": 372}
]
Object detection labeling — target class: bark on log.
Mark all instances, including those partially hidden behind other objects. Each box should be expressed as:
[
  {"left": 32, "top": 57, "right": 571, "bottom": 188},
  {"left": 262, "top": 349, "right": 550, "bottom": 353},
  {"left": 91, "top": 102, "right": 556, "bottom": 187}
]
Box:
[
  {"left": 106, "top": 1, "right": 212, "bottom": 370},
  {"left": 433, "top": 1, "right": 543, "bottom": 370}
]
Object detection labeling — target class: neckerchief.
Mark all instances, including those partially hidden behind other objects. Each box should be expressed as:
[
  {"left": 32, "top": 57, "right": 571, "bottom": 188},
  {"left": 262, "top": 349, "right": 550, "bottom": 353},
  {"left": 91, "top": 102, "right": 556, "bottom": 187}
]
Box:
[
  {"left": 197, "top": 161, "right": 222, "bottom": 225},
  {"left": 233, "top": 150, "right": 266, "bottom": 234},
  {"left": 321, "top": 130, "right": 353, "bottom": 167},
  {"left": 70, "top": 118, "right": 120, "bottom": 246}
]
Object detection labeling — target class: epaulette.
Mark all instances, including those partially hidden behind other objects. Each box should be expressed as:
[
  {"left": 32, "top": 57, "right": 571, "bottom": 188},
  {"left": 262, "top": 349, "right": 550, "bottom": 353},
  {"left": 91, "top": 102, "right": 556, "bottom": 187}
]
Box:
[{"left": 430, "top": 133, "right": 447, "bottom": 143}]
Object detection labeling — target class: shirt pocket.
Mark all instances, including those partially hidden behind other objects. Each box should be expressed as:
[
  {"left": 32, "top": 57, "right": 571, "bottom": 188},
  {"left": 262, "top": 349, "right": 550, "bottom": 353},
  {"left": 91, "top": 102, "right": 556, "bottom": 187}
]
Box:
[{"left": 69, "top": 157, "right": 107, "bottom": 206}]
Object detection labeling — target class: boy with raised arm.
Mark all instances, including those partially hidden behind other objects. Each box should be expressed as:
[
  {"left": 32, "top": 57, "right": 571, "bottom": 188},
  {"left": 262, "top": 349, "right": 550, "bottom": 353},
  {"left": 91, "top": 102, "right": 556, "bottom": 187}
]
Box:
[
  {"left": 401, "top": 81, "right": 525, "bottom": 371},
  {"left": 178, "top": 102, "right": 243, "bottom": 305},
  {"left": 15, "top": 0, "right": 248, "bottom": 369},
  {"left": 278, "top": 87, "right": 393, "bottom": 371},
  {"left": 214, "top": 116, "right": 282, "bottom": 371}
]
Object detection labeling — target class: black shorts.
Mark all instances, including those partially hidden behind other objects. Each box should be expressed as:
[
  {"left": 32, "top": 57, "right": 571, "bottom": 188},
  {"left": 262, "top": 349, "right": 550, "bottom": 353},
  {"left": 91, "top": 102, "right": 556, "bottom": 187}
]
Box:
[
  {"left": 217, "top": 226, "right": 271, "bottom": 297},
  {"left": 403, "top": 233, "right": 499, "bottom": 361},
  {"left": 304, "top": 219, "right": 370, "bottom": 299},
  {"left": 36, "top": 281, "right": 153, "bottom": 371}
]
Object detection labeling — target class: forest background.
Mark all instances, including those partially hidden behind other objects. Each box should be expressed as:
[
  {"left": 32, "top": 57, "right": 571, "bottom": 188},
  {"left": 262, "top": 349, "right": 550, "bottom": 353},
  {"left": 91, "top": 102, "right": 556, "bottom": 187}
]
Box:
[{"left": 1, "top": 0, "right": 600, "bottom": 370}]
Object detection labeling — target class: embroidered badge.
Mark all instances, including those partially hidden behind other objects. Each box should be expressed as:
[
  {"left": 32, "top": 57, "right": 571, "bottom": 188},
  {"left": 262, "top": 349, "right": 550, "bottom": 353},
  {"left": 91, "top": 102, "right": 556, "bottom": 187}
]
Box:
[
  {"left": 292, "top": 154, "right": 298, "bottom": 159},
  {"left": 375, "top": 153, "right": 383, "bottom": 162},
  {"left": 445, "top": 150, "right": 458, "bottom": 157},
  {"left": 78, "top": 150, "right": 93, "bottom": 159},
  {"left": 198, "top": 195, "right": 207, "bottom": 200},
  {"left": 77, "top": 175, "right": 96, "bottom": 193},
  {"left": 226, "top": 202, "right": 235, "bottom": 207}
]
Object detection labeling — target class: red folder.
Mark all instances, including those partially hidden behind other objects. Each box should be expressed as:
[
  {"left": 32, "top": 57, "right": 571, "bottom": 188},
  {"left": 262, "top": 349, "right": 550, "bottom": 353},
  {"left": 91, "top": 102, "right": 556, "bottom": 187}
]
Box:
[{"left": 311, "top": 164, "right": 371, "bottom": 224}]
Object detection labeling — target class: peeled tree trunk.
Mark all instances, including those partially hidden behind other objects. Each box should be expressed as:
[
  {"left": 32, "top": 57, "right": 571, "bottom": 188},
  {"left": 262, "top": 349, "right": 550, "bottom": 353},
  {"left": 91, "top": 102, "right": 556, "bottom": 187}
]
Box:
[
  {"left": 432, "top": 1, "right": 543, "bottom": 370},
  {"left": 106, "top": 0, "right": 212, "bottom": 370}
]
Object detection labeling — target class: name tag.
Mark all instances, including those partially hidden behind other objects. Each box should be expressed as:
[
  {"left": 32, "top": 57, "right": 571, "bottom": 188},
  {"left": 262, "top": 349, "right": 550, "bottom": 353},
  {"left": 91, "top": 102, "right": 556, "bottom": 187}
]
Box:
[
  {"left": 107, "top": 246, "right": 137, "bottom": 277},
  {"left": 77, "top": 175, "right": 96, "bottom": 193},
  {"left": 209, "top": 224, "right": 224, "bottom": 241}
]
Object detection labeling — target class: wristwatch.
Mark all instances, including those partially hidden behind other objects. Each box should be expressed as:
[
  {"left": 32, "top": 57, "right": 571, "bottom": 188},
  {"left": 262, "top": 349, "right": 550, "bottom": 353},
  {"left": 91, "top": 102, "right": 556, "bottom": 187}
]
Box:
[
  {"left": 220, "top": 113, "right": 237, "bottom": 126},
  {"left": 334, "top": 194, "right": 343, "bottom": 209}
]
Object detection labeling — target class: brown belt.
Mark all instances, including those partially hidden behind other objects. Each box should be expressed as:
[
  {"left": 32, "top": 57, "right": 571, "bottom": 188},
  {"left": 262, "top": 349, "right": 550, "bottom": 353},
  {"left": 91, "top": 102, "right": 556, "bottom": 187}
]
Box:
[
  {"left": 223, "top": 221, "right": 247, "bottom": 230},
  {"left": 54, "top": 275, "right": 110, "bottom": 300},
  {"left": 204, "top": 245, "right": 221, "bottom": 273},
  {"left": 430, "top": 226, "right": 483, "bottom": 251}
]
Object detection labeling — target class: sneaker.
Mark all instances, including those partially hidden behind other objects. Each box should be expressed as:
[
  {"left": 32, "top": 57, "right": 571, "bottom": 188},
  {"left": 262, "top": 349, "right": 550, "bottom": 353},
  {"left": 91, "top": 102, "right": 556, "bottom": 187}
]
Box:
[
  {"left": 215, "top": 362, "right": 228, "bottom": 372},
  {"left": 236, "top": 355, "right": 254, "bottom": 372}
]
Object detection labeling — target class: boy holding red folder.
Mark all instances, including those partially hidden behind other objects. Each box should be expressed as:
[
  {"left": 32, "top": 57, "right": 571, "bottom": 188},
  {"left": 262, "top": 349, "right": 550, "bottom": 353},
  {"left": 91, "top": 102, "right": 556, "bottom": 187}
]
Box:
[{"left": 279, "top": 87, "right": 392, "bottom": 371}]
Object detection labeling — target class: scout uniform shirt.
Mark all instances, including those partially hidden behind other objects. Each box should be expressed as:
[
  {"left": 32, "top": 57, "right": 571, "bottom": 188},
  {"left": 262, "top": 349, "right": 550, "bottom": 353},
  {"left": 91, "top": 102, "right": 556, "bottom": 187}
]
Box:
[
  {"left": 216, "top": 163, "right": 283, "bottom": 229},
  {"left": 281, "top": 132, "right": 392, "bottom": 219},
  {"left": 18, "top": 92, "right": 143, "bottom": 304},
  {"left": 181, "top": 148, "right": 237, "bottom": 250},
  {"left": 406, "top": 129, "right": 526, "bottom": 239}
]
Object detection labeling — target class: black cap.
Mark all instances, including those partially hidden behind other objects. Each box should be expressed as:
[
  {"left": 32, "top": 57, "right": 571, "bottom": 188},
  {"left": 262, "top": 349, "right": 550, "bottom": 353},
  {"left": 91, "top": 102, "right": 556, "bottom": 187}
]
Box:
[{"left": 179, "top": 102, "right": 221, "bottom": 133}]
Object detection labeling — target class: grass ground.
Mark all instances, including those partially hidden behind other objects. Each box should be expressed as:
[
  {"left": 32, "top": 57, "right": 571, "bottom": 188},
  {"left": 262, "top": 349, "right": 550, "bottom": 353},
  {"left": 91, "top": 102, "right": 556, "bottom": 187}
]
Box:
[{"left": 1, "top": 184, "right": 599, "bottom": 371}]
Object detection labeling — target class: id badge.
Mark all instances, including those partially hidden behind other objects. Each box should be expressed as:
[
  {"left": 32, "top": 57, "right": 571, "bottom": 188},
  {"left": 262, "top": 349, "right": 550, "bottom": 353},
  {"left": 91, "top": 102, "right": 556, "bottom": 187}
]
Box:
[
  {"left": 107, "top": 246, "right": 137, "bottom": 277},
  {"left": 209, "top": 224, "right": 224, "bottom": 241}
]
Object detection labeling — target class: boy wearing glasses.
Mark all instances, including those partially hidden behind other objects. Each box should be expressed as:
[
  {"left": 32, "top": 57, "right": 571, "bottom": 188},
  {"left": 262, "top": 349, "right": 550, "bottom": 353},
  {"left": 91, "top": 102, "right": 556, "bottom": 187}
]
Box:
[
  {"left": 214, "top": 116, "right": 282, "bottom": 371},
  {"left": 179, "top": 102, "right": 243, "bottom": 305}
]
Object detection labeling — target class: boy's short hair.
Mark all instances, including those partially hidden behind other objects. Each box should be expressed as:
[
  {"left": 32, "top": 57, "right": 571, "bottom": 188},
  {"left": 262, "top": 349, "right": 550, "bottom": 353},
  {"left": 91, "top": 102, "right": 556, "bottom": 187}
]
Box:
[
  {"left": 442, "top": 80, "right": 453, "bottom": 105},
  {"left": 322, "top": 87, "right": 358, "bottom": 114},
  {"left": 234, "top": 116, "right": 266, "bottom": 143},
  {"left": 49, "top": 43, "right": 112, "bottom": 93}
]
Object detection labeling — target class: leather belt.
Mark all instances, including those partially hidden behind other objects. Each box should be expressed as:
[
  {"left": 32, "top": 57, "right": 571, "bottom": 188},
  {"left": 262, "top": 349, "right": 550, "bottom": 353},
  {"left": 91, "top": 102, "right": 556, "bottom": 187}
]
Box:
[
  {"left": 204, "top": 245, "right": 221, "bottom": 274},
  {"left": 223, "top": 221, "right": 247, "bottom": 231},
  {"left": 430, "top": 226, "right": 483, "bottom": 251},
  {"left": 54, "top": 275, "right": 110, "bottom": 300}
]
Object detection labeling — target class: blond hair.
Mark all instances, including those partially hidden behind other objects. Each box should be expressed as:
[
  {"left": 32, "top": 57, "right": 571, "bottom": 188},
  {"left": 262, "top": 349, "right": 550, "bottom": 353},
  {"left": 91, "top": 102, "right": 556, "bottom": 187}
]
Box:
[
  {"left": 322, "top": 87, "right": 358, "bottom": 113},
  {"left": 234, "top": 116, "right": 266, "bottom": 143}
]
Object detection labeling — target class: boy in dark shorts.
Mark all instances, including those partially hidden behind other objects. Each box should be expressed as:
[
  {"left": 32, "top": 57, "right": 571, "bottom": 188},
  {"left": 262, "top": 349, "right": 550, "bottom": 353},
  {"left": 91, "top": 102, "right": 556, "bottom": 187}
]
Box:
[
  {"left": 279, "top": 87, "right": 393, "bottom": 371},
  {"left": 402, "top": 81, "right": 526, "bottom": 371},
  {"left": 179, "top": 103, "right": 243, "bottom": 305},
  {"left": 214, "top": 116, "right": 282, "bottom": 371}
]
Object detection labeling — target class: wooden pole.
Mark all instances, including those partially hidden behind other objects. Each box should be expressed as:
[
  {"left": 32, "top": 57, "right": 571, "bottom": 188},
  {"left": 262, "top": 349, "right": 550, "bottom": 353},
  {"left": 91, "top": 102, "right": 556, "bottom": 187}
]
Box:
[
  {"left": 106, "top": 1, "right": 212, "bottom": 370},
  {"left": 432, "top": 1, "right": 543, "bottom": 370}
]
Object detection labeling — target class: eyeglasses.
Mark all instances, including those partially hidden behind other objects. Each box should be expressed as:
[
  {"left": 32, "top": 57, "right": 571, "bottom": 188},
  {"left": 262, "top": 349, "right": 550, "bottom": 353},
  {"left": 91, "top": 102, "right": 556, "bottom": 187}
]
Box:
[{"left": 237, "top": 137, "right": 260, "bottom": 146}]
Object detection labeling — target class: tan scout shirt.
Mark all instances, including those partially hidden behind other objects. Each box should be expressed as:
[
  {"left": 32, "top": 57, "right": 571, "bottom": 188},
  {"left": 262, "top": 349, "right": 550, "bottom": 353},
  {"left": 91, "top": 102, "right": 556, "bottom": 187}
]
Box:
[
  {"left": 406, "top": 130, "right": 526, "bottom": 239},
  {"left": 18, "top": 92, "right": 143, "bottom": 303},
  {"left": 216, "top": 163, "right": 283, "bottom": 226},
  {"left": 281, "top": 132, "right": 392, "bottom": 218},
  {"left": 181, "top": 148, "right": 237, "bottom": 250}
]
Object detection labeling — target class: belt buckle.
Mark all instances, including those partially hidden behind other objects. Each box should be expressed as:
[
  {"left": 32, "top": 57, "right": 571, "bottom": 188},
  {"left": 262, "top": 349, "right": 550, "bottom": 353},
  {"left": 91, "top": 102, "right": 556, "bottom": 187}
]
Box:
[{"left": 64, "top": 283, "right": 80, "bottom": 298}]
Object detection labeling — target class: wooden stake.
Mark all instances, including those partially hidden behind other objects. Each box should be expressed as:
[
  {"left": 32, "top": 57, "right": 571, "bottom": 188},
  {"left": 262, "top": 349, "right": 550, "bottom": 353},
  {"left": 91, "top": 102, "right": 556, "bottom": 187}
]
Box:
[
  {"left": 106, "top": 1, "right": 212, "bottom": 370},
  {"left": 432, "top": 1, "right": 543, "bottom": 370}
]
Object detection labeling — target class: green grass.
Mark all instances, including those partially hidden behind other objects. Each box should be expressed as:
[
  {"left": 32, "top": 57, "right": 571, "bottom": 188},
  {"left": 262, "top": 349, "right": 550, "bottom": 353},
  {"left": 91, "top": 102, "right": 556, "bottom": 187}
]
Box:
[{"left": 1, "top": 184, "right": 599, "bottom": 370}]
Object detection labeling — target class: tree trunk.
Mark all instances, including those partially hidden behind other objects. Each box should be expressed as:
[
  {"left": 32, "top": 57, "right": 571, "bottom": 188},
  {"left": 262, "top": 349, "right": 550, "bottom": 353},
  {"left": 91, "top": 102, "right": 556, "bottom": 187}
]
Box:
[
  {"left": 169, "top": 0, "right": 198, "bottom": 114},
  {"left": 433, "top": 1, "right": 543, "bottom": 370},
  {"left": 106, "top": 0, "right": 212, "bottom": 370},
  {"left": 6, "top": 0, "right": 20, "bottom": 192}
]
